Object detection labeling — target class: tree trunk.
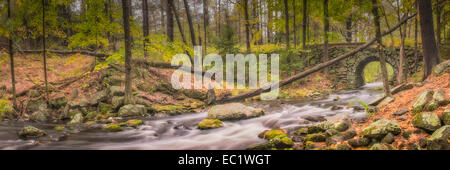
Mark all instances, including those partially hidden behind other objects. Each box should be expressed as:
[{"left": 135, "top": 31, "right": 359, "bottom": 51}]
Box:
[
  {"left": 293, "top": 0, "right": 297, "bottom": 48},
  {"left": 382, "top": 5, "right": 395, "bottom": 46},
  {"left": 7, "top": 0, "right": 16, "bottom": 109},
  {"left": 323, "top": 0, "right": 329, "bottom": 75},
  {"left": 122, "top": 0, "right": 133, "bottom": 104},
  {"left": 302, "top": 0, "right": 307, "bottom": 49},
  {"left": 435, "top": 0, "right": 441, "bottom": 50},
  {"left": 203, "top": 0, "right": 208, "bottom": 54},
  {"left": 346, "top": 12, "right": 352, "bottom": 42},
  {"left": 267, "top": 0, "right": 272, "bottom": 43},
  {"left": 160, "top": 0, "right": 166, "bottom": 32},
  {"left": 168, "top": 0, "right": 193, "bottom": 63},
  {"left": 398, "top": 19, "right": 408, "bottom": 84},
  {"left": 142, "top": 0, "right": 150, "bottom": 57},
  {"left": 414, "top": 1, "right": 420, "bottom": 72},
  {"left": 371, "top": 0, "right": 391, "bottom": 97},
  {"left": 284, "top": 0, "right": 290, "bottom": 51},
  {"left": 243, "top": 0, "right": 251, "bottom": 53},
  {"left": 183, "top": 0, "right": 197, "bottom": 47},
  {"left": 42, "top": 0, "right": 49, "bottom": 103},
  {"left": 418, "top": 0, "right": 440, "bottom": 80},
  {"left": 217, "top": 13, "right": 416, "bottom": 103},
  {"left": 167, "top": 0, "right": 174, "bottom": 42}
]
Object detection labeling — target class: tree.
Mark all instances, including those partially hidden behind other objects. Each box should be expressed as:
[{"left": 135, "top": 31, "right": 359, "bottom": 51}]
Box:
[
  {"left": 166, "top": 0, "right": 174, "bottom": 42},
  {"left": 243, "top": 0, "right": 251, "bottom": 53},
  {"left": 302, "top": 0, "right": 307, "bottom": 49},
  {"left": 183, "top": 0, "right": 197, "bottom": 47},
  {"left": 42, "top": 0, "right": 50, "bottom": 103},
  {"left": 7, "top": 0, "right": 17, "bottom": 109},
  {"left": 418, "top": 0, "right": 440, "bottom": 80},
  {"left": 122, "top": 0, "right": 133, "bottom": 104},
  {"left": 283, "top": 0, "right": 290, "bottom": 51},
  {"left": 293, "top": 0, "right": 297, "bottom": 48},
  {"left": 435, "top": 0, "right": 441, "bottom": 50},
  {"left": 142, "top": 0, "right": 150, "bottom": 57},
  {"left": 323, "top": 0, "right": 329, "bottom": 75},
  {"left": 371, "top": 0, "right": 391, "bottom": 97},
  {"left": 203, "top": 0, "right": 209, "bottom": 53}
]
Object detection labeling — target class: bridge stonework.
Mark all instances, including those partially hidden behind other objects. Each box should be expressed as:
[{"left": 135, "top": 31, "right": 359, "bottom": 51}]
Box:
[{"left": 305, "top": 47, "right": 422, "bottom": 88}]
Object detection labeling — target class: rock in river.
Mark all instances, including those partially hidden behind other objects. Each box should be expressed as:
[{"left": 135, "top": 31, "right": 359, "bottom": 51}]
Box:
[
  {"left": 206, "top": 103, "right": 264, "bottom": 121},
  {"left": 18, "top": 126, "right": 47, "bottom": 139}
]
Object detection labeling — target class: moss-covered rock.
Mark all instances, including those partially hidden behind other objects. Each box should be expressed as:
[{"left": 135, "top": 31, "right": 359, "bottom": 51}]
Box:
[
  {"left": 30, "top": 110, "right": 49, "bottom": 122},
  {"left": 412, "top": 90, "right": 433, "bottom": 114},
  {"left": 206, "top": 103, "right": 264, "bottom": 121},
  {"left": 381, "top": 133, "right": 395, "bottom": 144},
  {"left": 54, "top": 126, "right": 66, "bottom": 131},
  {"left": 362, "top": 119, "right": 402, "bottom": 139},
  {"left": 432, "top": 59, "right": 450, "bottom": 76},
  {"left": 118, "top": 104, "right": 147, "bottom": 117},
  {"left": 432, "top": 89, "right": 448, "bottom": 106},
  {"left": 307, "top": 121, "right": 334, "bottom": 134},
  {"left": 335, "top": 144, "right": 352, "bottom": 150},
  {"left": 109, "top": 86, "right": 125, "bottom": 97},
  {"left": 111, "top": 96, "right": 124, "bottom": 110},
  {"left": 262, "top": 129, "right": 287, "bottom": 139},
  {"left": 413, "top": 112, "right": 441, "bottom": 132},
  {"left": 103, "top": 124, "right": 123, "bottom": 132},
  {"left": 67, "top": 113, "right": 84, "bottom": 124},
  {"left": 85, "top": 112, "right": 98, "bottom": 121},
  {"left": 293, "top": 127, "right": 308, "bottom": 136},
  {"left": 247, "top": 137, "right": 293, "bottom": 150},
  {"left": 426, "top": 125, "right": 450, "bottom": 150},
  {"left": 99, "top": 103, "right": 114, "bottom": 114},
  {"left": 151, "top": 104, "right": 190, "bottom": 115},
  {"left": 90, "top": 90, "right": 108, "bottom": 105},
  {"left": 332, "top": 118, "right": 351, "bottom": 132},
  {"left": 197, "top": 119, "right": 223, "bottom": 130},
  {"left": 443, "top": 109, "right": 450, "bottom": 125},
  {"left": 424, "top": 100, "right": 439, "bottom": 112},
  {"left": 50, "top": 97, "right": 68, "bottom": 109},
  {"left": 369, "top": 143, "right": 393, "bottom": 150},
  {"left": 18, "top": 126, "right": 47, "bottom": 139},
  {"left": 348, "top": 137, "right": 370, "bottom": 148},
  {"left": 305, "top": 132, "right": 327, "bottom": 142},
  {"left": 121, "top": 119, "right": 144, "bottom": 127},
  {"left": 304, "top": 141, "right": 316, "bottom": 150}
]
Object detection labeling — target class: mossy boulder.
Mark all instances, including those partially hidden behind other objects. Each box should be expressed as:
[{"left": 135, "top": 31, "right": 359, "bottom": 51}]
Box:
[
  {"left": 362, "top": 119, "right": 402, "bottom": 139},
  {"left": 30, "top": 110, "right": 49, "bottom": 122},
  {"left": 424, "top": 100, "right": 439, "bottom": 111},
  {"left": 197, "top": 119, "right": 223, "bottom": 130},
  {"left": 181, "top": 90, "right": 207, "bottom": 100},
  {"left": 305, "top": 133, "right": 327, "bottom": 142},
  {"left": 332, "top": 118, "right": 351, "bottom": 132},
  {"left": 206, "top": 103, "right": 264, "bottom": 121},
  {"left": 247, "top": 137, "right": 293, "bottom": 150},
  {"left": 103, "top": 124, "right": 123, "bottom": 132},
  {"left": 111, "top": 96, "right": 124, "bottom": 110},
  {"left": 109, "top": 86, "right": 125, "bottom": 97},
  {"left": 54, "top": 126, "right": 66, "bottom": 131},
  {"left": 335, "top": 144, "right": 352, "bottom": 150},
  {"left": 426, "top": 125, "right": 450, "bottom": 150},
  {"left": 90, "top": 90, "right": 108, "bottom": 105},
  {"left": 348, "top": 137, "right": 370, "bottom": 148},
  {"left": 369, "top": 143, "right": 394, "bottom": 150},
  {"left": 432, "top": 89, "right": 448, "bottom": 106},
  {"left": 67, "top": 113, "right": 84, "bottom": 124},
  {"left": 151, "top": 104, "right": 190, "bottom": 115},
  {"left": 307, "top": 121, "right": 334, "bottom": 134},
  {"left": 412, "top": 90, "right": 433, "bottom": 114},
  {"left": 432, "top": 59, "right": 450, "bottom": 76},
  {"left": 413, "top": 112, "right": 441, "bottom": 132},
  {"left": 50, "top": 97, "right": 68, "bottom": 109},
  {"left": 121, "top": 119, "right": 144, "bottom": 127},
  {"left": 293, "top": 127, "right": 308, "bottom": 136},
  {"left": 443, "top": 109, "right": 450, "bottom": 125},
  {"left": 381, "top": 133, "right": 395, "bottom": 144},
  {"left": 118, "top": 104, "right": 147, "bottom": 117},
  {"left": 262, "top": 129, "right": 287, "bottom": 139},
  {"left": 18, "top": 126, "right": 47, "bottom": 139}
]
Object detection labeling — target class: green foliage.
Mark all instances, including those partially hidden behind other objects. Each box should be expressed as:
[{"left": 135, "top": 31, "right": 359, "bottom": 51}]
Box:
[
  {"left": 348, "top": 99, "right": 375, "bottom": 116},
  {"left": 363, "top": 62, "right": 394, "bottom": 83},
  {"left": 0, "top": 98, "right": 14, "bottom": 119},
  {"left": 212, "top": 25, "right": 239, "bottom": 55}
]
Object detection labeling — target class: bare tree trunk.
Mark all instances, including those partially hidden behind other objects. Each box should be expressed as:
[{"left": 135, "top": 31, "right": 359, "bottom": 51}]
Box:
[
  {"left": 435, "top": 0, "right": 441, "bottom": 50},
  {"left": 243, "top": 0, "right": 251, "bottom": 53},
  {"left": 167, "top": 0, "right": 174, "bottom": 41},
  {"left": 183, "top": 0, "right": 197, "bottom": 47},
  {"left": 122, "top": 0, "right": 133, "bottom": 104},
  {"left": 396, "top": 0, "right": 408, "bottom": 84},
  {"left": 381, "top": 5, "right": 395, "bottom": 46},
  {"left": 302, "top": 0, "right": 307, "bottom": 49},
  {"left": 267, "top": 0, "right": 272, "bottom": 43},
  {"left": 346, "top": 12, "right": 353, "bottom": 42},
  {"left": 42, "top": 0, "right": 49, "bottom": 103},
  {"left": 160, "top": 0, "right": 166, "bottom": 32},
  {"left": 293, "top": 0, "right": 297, "bottom": 48},
  {"left": 169, "top": 0, "right": 194, "bottom": 63},
  {"left": 414, "top": 1, "right": 420, "bottom": 72},
  {"left": 284, "top": 0, "right": 290, "bottom": 51},
  {"left": 217, "top": 12, "right": 416, "bottom": 103},
  {"left": 323, "top": 0, "right": 329, "bottom": 75},
  {"left": 203, "top": 0, "right": 208, "bottom": 54},
  {"left": 7, "top": 0, "right": 17, "bottom": 109},
  {"left": 418, "top": 0, "right": 440, "bottom": 80},
  {"left": 372, "top": 0, "right": 391, "bottom": 97},
  {"left": 142, "top": 0, "right": 150, "bottom": 57}
]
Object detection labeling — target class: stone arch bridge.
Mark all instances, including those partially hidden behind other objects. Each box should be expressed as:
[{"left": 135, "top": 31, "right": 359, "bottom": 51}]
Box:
[{"left": 304, "top": 45, "right": 422, "bottom": 88}]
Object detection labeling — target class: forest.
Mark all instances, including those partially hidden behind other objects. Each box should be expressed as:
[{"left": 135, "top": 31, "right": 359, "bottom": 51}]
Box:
[{"left": 0, "top": 0, "right": 449, "bottom": 150}]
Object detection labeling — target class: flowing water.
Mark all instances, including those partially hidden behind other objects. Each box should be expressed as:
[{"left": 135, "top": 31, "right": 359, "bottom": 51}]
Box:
[{"left": 0, "top": 82, "right": 384, "bottom": 150}]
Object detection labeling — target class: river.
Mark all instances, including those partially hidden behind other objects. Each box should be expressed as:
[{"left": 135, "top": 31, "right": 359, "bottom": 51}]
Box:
[{"left": 0, "top": 82, "right": 384, "bottom": 150}]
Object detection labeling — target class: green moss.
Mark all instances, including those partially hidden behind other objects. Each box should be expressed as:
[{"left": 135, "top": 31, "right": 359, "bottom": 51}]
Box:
[
  {"left": 54, "top": 126, "right": 66, "bottom": 131},
  {"left": 197, "top": 119, "right": 223, "bottom": 130},
  {"left": 86, "top": 112, "right": 98, "bottom": 121},
  {"left": 294, "top": 128, "right": 308, "bottom": 136},
  {"left": 151, "top": 104, "right": 190, "bottom": 115},
  {"left": 264, "top": 129, "right": 287, "bottom": 139},
  {"left": 122, "top": 119, "right": 144, "bottom": 127},
  {"left": 304, "top": 141, "right": 315, "bottom": 150},
  {"left": 305, "top": 132, "right": 327, "bottom": 142},
  {"left": 84, "top": 121, "right": 96, "bottom": 125},
  {"left": 103, "top": 124, "right": 123, "bottom": 132},
  {"left": 100, "top": 103, "right": 114, "bottom": 114},
  {"left": 0, "top": 99, "right": 14, "bottom": 119}
]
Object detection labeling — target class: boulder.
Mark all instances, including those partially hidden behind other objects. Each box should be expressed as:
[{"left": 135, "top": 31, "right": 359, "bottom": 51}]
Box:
[
  {"left": 432, "top": 59, "right": 450, "bottom": 76},
  {"left": 332, "top": 118, "right": 351, "bottom": 132},
  {"left": 412, "top": 90, "right": 433, "bottom": 114},
  {"left": 111, "top": 96, "right": 125, "bottom": 110},
  {"left": 432, "top": 88, "right": 448, "bottom": 106},
  {"left": 362, "top": 119, "right": 402, "bottom": 139},
  {"left": 369, "top": 143, "right": 393, "bottom": 150},
  {"left": 121, "top": 119, "right": 144, "bottom": 127},
  {"left": 71, "top": 98, "right": 90, "bottom": 108},
  {"left": 206, "top": 103, "right": 264, "bottom": 121},
  {"left": 26, "top": 99, "right": 45, "bottom": 113},
  {"left": 18, "top": 126, "right": 47, "bottom": 139},
  {"left": 424, "top": 100, "right": 439, "bottom": 111},
  {"left": 29, "top": 90, "right": 40, "bottom": 98},
  {"left": 381, "top": 133, "right": 395, "bottom": 144},
  {"left": 413, "top": 112, "right": 441, "bottom": 132},
  {"left": 118, "top": 104, "right": 147, "bottom": 117},
  {"left": 307, "top": 121, "right": 334, "bottom": 133},
  {"left": 50, "top": 97, "right": 67, "bottom": 109},
  {"left": 67, "top": 113, "right": 83, "bottom": 124},
  {"left": 109, "top": 86, "right": 125, "bottom": 97},
  {"left": 197, "top": 119, "right": 223, "bottom": 130},
  {"left": 426, "top": 125, "right": 450, "bottom": 150},
  {"left": 30, "top": 103, "right": 49, "bottom": 122},
  {"left": 305, "top": 133, "right": 327, "bottom": 142},
  {"left": 348, "top": 138, "right": 370, "bottom": 148},
  {"left": 443, "top": 109, "right": 450, "bottom": 125},
  {"left": 335, "top": 144, "right": 352, "bottom": 150},
  {"left": 393, "top": 108, "right": 408, "bottom": 116},
  {"left": 90, "top": 90, "right": 108, "bottom": 105},
  {"left": 103, "top": 124, "right": 123, "bottom": 132}
]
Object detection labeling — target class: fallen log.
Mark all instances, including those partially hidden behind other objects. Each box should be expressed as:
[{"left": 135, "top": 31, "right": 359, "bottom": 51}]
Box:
[{"left": 217, "top": 13, "right": 417, "bottom": 104}]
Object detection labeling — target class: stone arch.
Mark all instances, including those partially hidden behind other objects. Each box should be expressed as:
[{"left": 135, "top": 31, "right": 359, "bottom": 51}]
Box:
[{"left": 351, "top": 55, "right": 398, "bottom": 88}]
